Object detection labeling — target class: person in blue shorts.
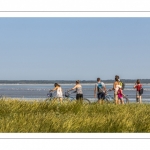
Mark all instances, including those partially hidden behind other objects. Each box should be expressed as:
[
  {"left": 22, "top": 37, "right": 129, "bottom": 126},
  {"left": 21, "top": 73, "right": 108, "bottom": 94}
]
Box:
[{"left": 94, "top": 78, "right": 106, "bottom": 104}]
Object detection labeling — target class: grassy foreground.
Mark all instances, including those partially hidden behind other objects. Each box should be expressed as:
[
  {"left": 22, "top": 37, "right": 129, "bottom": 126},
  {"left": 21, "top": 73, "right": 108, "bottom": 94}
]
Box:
[{"left": 0, "top": 98, "right": 150, "bottom": 133}]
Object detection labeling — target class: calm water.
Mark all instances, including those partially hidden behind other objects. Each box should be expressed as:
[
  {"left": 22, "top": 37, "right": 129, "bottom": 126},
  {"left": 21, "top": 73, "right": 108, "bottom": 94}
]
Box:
[{"left": 0, "top": 83, "right": 150, "bottom": 103}]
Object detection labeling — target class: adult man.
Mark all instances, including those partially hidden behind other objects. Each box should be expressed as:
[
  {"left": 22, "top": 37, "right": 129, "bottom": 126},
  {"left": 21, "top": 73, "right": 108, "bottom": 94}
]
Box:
[{"left": 94, "top": 78, "right": 106, "bottom": 104}]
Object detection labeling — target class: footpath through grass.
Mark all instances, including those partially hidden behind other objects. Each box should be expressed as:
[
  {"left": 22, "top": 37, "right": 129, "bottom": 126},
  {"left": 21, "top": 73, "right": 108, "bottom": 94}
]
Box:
[{"left": 0, "top": 98, "right": 150, "bottom": 133}]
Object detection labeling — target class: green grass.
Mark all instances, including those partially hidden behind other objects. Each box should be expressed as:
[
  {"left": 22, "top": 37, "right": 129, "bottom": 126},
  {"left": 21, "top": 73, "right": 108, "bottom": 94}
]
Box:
[{"left": 0, "top": 98, "right": 150, "bottom": 132}]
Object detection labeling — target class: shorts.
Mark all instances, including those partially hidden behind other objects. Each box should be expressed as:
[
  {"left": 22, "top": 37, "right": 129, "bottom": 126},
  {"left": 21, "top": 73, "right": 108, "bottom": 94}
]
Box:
[
  {"left": 76, "top": 94, "right": 83, "bottom": 100},
  {"left": 97, "top": 92, "right": 105, "bottom": 100},
  {"left": 136, "top": 91, "right": 141, "bottom": 96},
  {"left": 118, "top": 97, "right": 123, "bottom": 100}
]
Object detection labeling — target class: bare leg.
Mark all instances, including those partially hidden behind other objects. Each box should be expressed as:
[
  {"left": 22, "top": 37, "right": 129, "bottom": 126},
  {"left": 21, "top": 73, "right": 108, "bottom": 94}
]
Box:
[
  {"left": 59, "top": 98, "right": 62, "bottom": 104},
  {"left": 97, "top": 99, "right": 101, "bottom": 104},
  {"left": 136, "top": 96, "right": 139, "bottom": 103},
  {"left": 114, "top": 94, "right": 118, "bottom": 105},
  {"left": 100, "top": 99, "right": 104, "bottom": 104},
  {"left": 120, "top": 98, "right": 124, "bottom": 104},
  {"left": 139, "top": 96, "right": 142, "bottom": 103},
  {"left": 97, "top": 99, "right": 103, "bottom": 104}
]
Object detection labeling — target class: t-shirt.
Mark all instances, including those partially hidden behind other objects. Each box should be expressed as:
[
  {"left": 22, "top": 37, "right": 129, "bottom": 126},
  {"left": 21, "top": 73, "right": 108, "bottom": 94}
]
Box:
[
  {"left": 135, "top": 84, "right": 142, "bottom": 91},
  {"left": 76, "top": 86, "right": 83, "bottom": 94},
  {"left": 96, "top": 82, "right": 105, "bottom": 93}
]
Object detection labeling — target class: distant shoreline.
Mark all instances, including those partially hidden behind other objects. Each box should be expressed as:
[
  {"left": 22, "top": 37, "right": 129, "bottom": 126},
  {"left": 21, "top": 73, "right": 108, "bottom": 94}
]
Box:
[
  {"left": 0, "top": 83, "right": 150, "bottom": 85},
  {"left": 0, "top": 79, "right": 150, "bottom": 84}
]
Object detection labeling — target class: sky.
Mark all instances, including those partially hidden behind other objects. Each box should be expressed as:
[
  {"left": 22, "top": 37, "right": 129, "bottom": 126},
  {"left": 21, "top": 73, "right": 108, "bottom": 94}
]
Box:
[{"left": 0, "top": 18, "right": 150, "bottom": 80}]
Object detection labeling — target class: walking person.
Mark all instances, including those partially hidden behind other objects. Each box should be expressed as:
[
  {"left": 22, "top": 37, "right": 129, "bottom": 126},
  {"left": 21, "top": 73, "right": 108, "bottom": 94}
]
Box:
[
  {"left": 68, "top": 80, "right": 83, "bottom": 102},
  {"left": 49, "top": 83, "right": 63, "bottom": 104},
  {"left": 94, "top": 78, "right": 106, "bottom": 104},
  {"left": 134, "top": 79, "right": 143, "bottom": 103}
]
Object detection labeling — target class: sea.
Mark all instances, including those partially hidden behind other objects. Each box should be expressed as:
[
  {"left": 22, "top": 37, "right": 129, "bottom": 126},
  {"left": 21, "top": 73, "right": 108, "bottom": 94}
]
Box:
[{"left": 0, "top": 83, "right": 150, "bottom": 103}]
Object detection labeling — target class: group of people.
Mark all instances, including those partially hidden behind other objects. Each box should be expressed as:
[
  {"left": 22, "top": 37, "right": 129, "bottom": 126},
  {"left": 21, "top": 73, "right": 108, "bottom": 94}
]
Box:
[
  {"left": 49, "top": 80, "right": 83, "bottom": 104},
  {"left": 94, "top": 76, "right": 125, "bottom": 105},
  {"left": 94, "top": 75, "right": 143, "bottom": 104},
  {"left": 49, "top": 75, "right": 143, "bottom": 104}
]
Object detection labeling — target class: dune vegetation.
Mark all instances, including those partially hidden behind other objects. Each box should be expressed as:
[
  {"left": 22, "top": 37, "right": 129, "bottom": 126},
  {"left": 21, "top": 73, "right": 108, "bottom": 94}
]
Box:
[{"left": 0, "top": 98, "right": 150, "bottom": 133}]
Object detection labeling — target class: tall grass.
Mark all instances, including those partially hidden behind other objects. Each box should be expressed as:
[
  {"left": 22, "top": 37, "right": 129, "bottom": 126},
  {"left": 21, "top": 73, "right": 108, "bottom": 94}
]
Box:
[{"left": 0, "top": 98, "right": 150, "bottom": 132}]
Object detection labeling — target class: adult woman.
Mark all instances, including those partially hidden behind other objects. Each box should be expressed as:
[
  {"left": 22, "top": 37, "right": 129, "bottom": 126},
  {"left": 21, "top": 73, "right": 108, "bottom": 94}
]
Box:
[
  {"left": 68, "top": 80, "right": 83, "bottom": 102},
  {"left": 134, "top": 79, "right": 142, "bottom": 103},
  {"left": 49, "top": 83, "right": 63, "bottom": 104},
  {"left": 113, "top": 75, "right": 121, "bottom": 104}
]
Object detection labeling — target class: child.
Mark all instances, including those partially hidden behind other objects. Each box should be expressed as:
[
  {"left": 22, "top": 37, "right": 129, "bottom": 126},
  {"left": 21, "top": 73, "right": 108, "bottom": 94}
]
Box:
[{"left": 117, "top": 87, "right": 124, "bottom": 104}]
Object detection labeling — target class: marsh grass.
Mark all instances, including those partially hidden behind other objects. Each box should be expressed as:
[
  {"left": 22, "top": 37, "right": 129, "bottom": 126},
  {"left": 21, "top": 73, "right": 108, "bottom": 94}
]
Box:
[{"left": 0, "top": 98, "right": 150, "bottom": 132}]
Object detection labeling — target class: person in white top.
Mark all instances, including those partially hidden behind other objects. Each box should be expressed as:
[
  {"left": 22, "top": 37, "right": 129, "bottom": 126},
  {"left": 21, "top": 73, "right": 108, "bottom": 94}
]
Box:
[{"left": 49, "top": 83, "right": 63, "bottom": 104}]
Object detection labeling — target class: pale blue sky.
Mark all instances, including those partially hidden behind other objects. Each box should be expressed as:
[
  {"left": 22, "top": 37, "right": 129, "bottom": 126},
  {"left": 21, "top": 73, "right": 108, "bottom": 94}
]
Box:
[{"left": 0, "top": 18, "right": 150, "bottom": 80}]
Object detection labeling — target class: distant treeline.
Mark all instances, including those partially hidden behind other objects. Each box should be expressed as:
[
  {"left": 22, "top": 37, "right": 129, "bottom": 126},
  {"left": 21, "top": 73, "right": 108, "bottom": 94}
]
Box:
[{"left": 0, "top": 79, "right": 150, "bottom": 84}]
